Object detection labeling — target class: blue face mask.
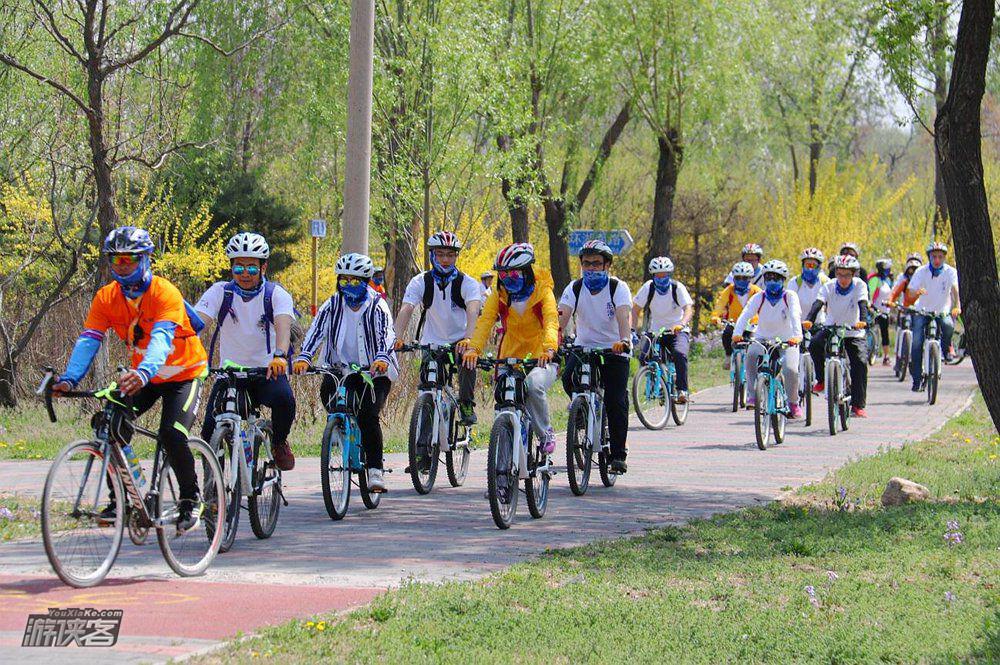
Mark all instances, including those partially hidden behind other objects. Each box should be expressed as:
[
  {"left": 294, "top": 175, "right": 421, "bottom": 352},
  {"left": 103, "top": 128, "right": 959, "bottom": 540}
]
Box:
[
  {"left": 112, "top": 254, "right": 153, "bottom": 299},
  {"left": 430, "top": 254, "right": 457, "bottom": 284},
  {"left": 801, "top": 267, "right": 819, "bottom": 285},
  {"left": 233, "top": 276, "right": 266, "bottom": 300},
  {"left": 653, "top": 275, "right": 671, "bottom": 294},
  {"left": 835, "top": 279, "right": 854, "bottom": 296},
  {"left": 339, "top": 281, "right": 368, "bottom": 308},
  {"left": 372, "top": 275, "right": 384, "bottom": 286},
  {"left": 732, "top": 277, "right": 750, "bottom": 295},
  {"left": 929, "top": 262, "right": 944, "bottom": 277},
  {"left": 500, "top": 274, "right": 533, "bottom": 302},
  {"left": 878, "top": 268, "right": 890, "bottom": 279},
  {"left": 764, "top": 279, "right": 784, "bottom": 301},
  {"left": 582, "top": 269, "right": 609, "bottom": 292}
]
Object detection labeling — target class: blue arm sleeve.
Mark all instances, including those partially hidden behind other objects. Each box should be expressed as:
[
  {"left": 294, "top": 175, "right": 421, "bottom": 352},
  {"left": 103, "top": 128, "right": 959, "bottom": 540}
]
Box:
[
  {"left": 61, "top": 332, "right": 103, "bottom": 386},
  {"left": 136, "top": 321, "right": 177, "bottom": 382}
]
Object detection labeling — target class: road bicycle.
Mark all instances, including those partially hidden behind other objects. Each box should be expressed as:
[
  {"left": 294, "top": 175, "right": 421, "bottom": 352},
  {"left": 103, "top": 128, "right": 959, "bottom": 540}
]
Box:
[
  {"left": 399, "top": 343, "right": 471, "bottom": 494},
  {"left": 37, "top": 369, "right": 225, "bottom": 588},
  {"left": 477, "top": 357, "right": 554, "bottom": 529},
  {"left": 206, "top": 363, "right": 286, "bottom": 552}
]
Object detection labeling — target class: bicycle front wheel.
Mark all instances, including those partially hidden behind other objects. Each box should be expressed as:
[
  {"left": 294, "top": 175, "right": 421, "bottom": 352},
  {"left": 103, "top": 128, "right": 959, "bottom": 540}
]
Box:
[
  {"left": 158, "top": 438, "right": 225, "bottom": 578},
  {"left": 445, "top": 416, "right": 471, "bottom": 488},
  {"left": 771, "top": 379, "right": 787, "bottom": 444},
  {"left": 927, "top": 342, "right": 941, "bottom": 405},
  {"left": 732, "top": 353, "right": 745, "bottom": 412},
  {"left": 407, "top": 392, "right": 439, "bottom": 495},
  {"left": 524, "top": 427, "right": 549, "bottom": 519},
  {"left": 321, "top": 417, "right": 351, "bottom": 520},
  {"left": 896, "top": 330, "right": 911, "bottom": 382},
  {"left": 801, "top": 355, "right": 814, "bottom": 427},
  {"left": 486, "top": 415, "right": 519, "bottom": 529},
  {"left": 754, "top": 377, "right": 770, "bottom": 450},
  {"left": 632, "top": 364, "right": 669, "bottom": 430},
  {"left": 208, "top": 425, "right": 240, "bottom": 553},
  {"left": 248, "top": 423, "right": 280, "bottom": 539},
  {"left": 566, "top": 396, "right": 593, "bottom": 496},
  {"left": 42, "top": 440, "right": 125, "bottom": 588}
]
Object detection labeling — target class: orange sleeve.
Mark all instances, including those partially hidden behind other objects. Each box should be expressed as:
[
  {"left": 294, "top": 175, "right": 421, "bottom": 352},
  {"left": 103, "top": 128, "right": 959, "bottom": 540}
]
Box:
[{"left": 889, "top": 280, "right": 905, "bottom": 303}]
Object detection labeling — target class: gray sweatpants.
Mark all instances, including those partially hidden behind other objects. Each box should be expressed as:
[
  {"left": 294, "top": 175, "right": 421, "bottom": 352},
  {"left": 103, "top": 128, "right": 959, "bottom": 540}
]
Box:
[
  {"left": 524, "top": 365, "right": 557, "bottom": 436},
  {"left": 746, "top": 343, "right": 800, "bottom": 406}
]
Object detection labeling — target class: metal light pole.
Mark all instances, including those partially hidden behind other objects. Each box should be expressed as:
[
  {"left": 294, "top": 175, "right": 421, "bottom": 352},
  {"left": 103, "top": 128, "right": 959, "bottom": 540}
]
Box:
[{"left": 341, "top": 0, "right": 375, "bottom": 255}]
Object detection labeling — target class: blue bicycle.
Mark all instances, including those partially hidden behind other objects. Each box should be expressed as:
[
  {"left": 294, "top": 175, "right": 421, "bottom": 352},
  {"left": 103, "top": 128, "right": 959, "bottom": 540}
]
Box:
[
  {"left": 752, "top": 338, "right": 791, "bottom": 450},
  {"left": 631, "top": 329, "right": 688, "bottom": 429},
  {"left": 306, "top": 364, "right": 383, "bottom": 520}
]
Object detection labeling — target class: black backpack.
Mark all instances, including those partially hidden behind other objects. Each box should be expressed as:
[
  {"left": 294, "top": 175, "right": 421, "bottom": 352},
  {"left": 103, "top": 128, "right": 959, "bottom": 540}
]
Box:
[
  {"left": 416, "top": 271, "right": 467, "bottom": 339},
  {"left": 570, "top": 277, "right": 621, "bottom": 314},
  {"left": 638, "top": 280, "right": 679, "bottom": 332}
]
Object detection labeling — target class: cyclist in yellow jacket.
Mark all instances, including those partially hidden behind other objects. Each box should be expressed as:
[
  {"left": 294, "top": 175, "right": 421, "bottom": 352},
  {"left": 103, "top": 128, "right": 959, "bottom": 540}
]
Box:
[
  {"left": 461, "top": 243, "right": 560, "bottom": 453},
  {"left": 711, "top": 261, "right": 762, "bottom": 369}
]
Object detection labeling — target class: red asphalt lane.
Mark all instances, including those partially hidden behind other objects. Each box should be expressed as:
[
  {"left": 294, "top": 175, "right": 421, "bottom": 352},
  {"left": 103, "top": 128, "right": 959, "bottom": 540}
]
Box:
[{"left": 0, "top": 573, "right": 381, "bottom": 650}]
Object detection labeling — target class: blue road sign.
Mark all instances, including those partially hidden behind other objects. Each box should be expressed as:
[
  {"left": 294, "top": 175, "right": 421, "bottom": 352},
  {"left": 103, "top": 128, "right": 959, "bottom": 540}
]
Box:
[{"left": 567, "top": 229, "right": 634, "bottom": 256}]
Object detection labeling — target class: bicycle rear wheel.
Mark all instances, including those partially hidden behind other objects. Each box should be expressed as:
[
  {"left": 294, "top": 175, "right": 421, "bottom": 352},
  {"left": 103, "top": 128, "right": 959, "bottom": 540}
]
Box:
[
  {"left": 566, "top": 396, "right": 593, "bottom": 496},
  {"left": 896, "top": 331, "right": 910, "bottom": 382},
  {"left": 754, "top": 377, "right": 770, "bottom": 450},
  {"left": 597, "top": 409, "right": 617, "bottom": 487},
  {"left": 208, "top": 425, "right": 240, "bottom": 553},
  {"left": 248, "top": 423, "right": 280, "bottom": 539},
  {"left": 801, "top": 355, "right": 814, "bottom": 427},
  {"left": 445, "top": 414, "right": 471, "bottom": 488},
  {"left": 772, "top": 379, "right": 787, "bottom": 444},
  {"left": 321, "top": 417, "right": 350, "bottom": 520},
  {"left": 407, "top": 393, "right": 439, "bottom": 494},
  {"left": 732, "top": 353, "right": 745, "bottom": 412},
  {"left": 358, "top": 466, "right": 382, "bottom": 509},
  {"left": 42, "top": 440, "right": 125, "bottom": 588},
  {"left": 158, "top": 438, "right": 225, "bottom": 578},
  {"left": 632, "top": 364, "right": 669, "bottom": 429},
  {"left": 839, "top": 365, "right": 851, "bottom": 431},
  {"left": 487, "top": 415, "right": 519, "bottom": 529},
  {"left": 927, "top": 343, "right": 941, "bottom": 405},
  {"left": 524, "top": 427, "right": 549, "bottom": 519},
  {"left": 866, "top": 329, "right": 878, "bottom": 365}
]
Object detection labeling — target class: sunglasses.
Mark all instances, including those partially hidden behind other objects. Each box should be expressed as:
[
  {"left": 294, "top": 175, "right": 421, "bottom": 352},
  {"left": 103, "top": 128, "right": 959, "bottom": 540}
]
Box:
[
  {"left": 497, "top": 269, "right": 523, "bottom": 281},
  {"left": 338, "top": 276, "right": 365, "bottom": 287},
  {"left": 232, "top": 264, "right": 261, "bottom": 276},
  {"left": 109, "top": 254, "right": 141, "bottom": 267}
]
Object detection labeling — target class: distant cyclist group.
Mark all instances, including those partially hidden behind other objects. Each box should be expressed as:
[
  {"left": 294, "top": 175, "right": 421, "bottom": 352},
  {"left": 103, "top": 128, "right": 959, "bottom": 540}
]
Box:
[{"left": 36, "top": 224, "right": 963, "bottom": 586}]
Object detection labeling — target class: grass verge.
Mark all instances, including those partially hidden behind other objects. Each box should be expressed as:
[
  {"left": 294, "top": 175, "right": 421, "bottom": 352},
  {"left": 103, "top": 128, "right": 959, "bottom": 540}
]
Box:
[{"left": 198, "top": 393, "right": 999, "bottom": 664}]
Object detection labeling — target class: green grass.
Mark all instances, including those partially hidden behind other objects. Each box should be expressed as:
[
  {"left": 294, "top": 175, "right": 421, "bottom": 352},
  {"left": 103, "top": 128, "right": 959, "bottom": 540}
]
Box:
[
  {"left": 199, "top": 394, "right": 999, "bottom": 664},
  {"left": 0, "top": 494, "right": 41, "bottom": 541},
  {"left": 0, "top": 351, "right": 728, "bottom": 461}
]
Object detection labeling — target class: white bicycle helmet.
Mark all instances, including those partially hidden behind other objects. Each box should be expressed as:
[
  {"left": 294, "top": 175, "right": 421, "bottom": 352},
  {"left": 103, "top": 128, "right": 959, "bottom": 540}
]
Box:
[
  {"left": 731, "top": 261, "right": 755, "bottom": 278},
  {"left": 905, "top": 256, "right": 923, "bottom": 270},
  {"left": 335, "top": 252, "right": 375, "bottom": 278},
  {"left": 580, "top": 239, "right": 614, "bottom": 261},
  {"left": 833, "top": 254, "right": 861, "bottom": 272},
  {"left": 226, "top": 232, "right": 270, "bottom": 260},
  {"left": 760, "top": 259, "right": 789, "bottom": 280},
  {"left": 839, "top": 241, "right": 860, "bottom": 256},
  {"left": 800, "top": 247, "right": 825, "bottom": 263},
  {"left": 875, "top": 257, "right": 892, "bottom": 270},
  {"left": 648, "top": 256, "right": 674, "bottom": 274},
  {"left": 906, "top": 251, "right": 923, "bottom": 263},
  {"left": 494, "top": 243, "right": 535, "bottom": 270},
  {"left": 740, "top": 243, "right": 763, "bottom": 258},
  {"left": 926, "top": 240, "right": 949, "bottom": 255},
  {"left": 428, "top": 231, "right": 462, "bottom": 252}
]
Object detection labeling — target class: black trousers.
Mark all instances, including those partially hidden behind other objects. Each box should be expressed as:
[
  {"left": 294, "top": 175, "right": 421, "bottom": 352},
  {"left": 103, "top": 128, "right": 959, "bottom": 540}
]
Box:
[
  {"left": 877, "top": 315, "right": 890, "bottom": 347},
  {"left": 809, "top": 331, "right": 867, "bottom": 408},
  {"left": 561, "top": 354, "right": 631, "bottom": 461},
  {"left": 123, "top": 379, "right": 202, "bottom": 501},
  {"left": 321, "top": 374, "right": 391, "bottom": 469},
  {"left": 201, "top": 375, "right": 296, "bottom": 446},
  {"left": 722, "top": 324, "right": 735, "bottom": 356},
  {"left": 421, "top": 351, "right": 476, "bottom": 405}
]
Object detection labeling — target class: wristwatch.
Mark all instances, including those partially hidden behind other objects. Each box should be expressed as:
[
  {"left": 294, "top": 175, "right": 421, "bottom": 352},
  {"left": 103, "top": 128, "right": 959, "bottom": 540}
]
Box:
[{"left": 273, "top": 350, "right": 288, "bottom": 359}]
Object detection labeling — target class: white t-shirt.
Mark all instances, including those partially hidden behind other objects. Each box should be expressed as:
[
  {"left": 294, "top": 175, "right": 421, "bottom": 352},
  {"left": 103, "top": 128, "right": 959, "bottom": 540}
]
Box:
[
  {"left": 559, "top": 278, "right": 633, "bottom": 348},
  {"left": 195, "top": 281, "right": 296, "bottom": 367},
  {"left": 789, "top": 274, "right": 829, "bottom": 325},
  {"left": 870, "top": 278, "right": 893, "bottom": 313},
  {"left": 908, "top": 264, "right": 959, "bottom": 314},
  {"left": 734, "top": 290, "right": 802, "bottom": 340},
  {"left": 402, "top": 272, "right": 482, "bottom": 345},
  {"left": 334, "top": 304, "right": 365, "bottom": 365},
  {"left": 633, "top": 280, "right": 693, "bottom": 332},
  {"left": 816, "top": 278, "right": 869, "bottom": 338}
]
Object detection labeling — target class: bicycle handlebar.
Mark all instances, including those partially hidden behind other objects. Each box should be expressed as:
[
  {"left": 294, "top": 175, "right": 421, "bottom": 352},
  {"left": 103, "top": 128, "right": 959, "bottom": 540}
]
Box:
[
  {"left": 210, "top": 365, "right": 270, "bottom": 379},
  {"left": 300, "top": 362, "right": 373, "bottom": 377},
  {"left": 475, "top": 357, "right": 540, "bottom": 371},
  {"left": 36, "top": 366, "right": 119, "bottom": 423},
  {"left": 397, "top": 342, "right": 455, "bottom": 354}
]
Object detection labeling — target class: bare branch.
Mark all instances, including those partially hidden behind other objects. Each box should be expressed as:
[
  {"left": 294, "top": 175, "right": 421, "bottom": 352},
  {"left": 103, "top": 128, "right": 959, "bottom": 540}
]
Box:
[
  {"left": 176, "top": 20, "right": 288, "bottom": 57},
  {"left": 0, "top": 52, "right": 94, "bottom": 117},
  {"left": 114, "top": 139, "right": 216, "bottom": 170},
  {"left": 103, "top": 0, "right": 200, "bottom": 75},
  {"left": 30, "top": 0, "right": 87, "bottom": 65}
]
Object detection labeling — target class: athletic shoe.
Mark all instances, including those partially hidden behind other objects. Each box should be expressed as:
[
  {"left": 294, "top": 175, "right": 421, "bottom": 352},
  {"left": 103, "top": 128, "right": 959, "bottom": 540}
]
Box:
[
  {"left": 272, "top": 442, "right": 295, "bottom": 471},
  {"left": 851, "top": 407, "right": 868, "bottom": 418},
  {"left": 541, "top": 428, "right": 556, "bottom": 454},
  {"left": 788, "top": 404, "right": 803, "bottom": 419},
  {"left": 367, "top": 468, "right": 386, "bottom": 493}
]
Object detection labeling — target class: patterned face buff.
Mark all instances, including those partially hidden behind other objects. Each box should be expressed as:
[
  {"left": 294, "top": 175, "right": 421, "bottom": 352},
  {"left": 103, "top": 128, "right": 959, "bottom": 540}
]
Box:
[
  {"left": 582, "top": 269, "right": 609, "bottom": 292},
  {"left": 764, "top": 279, "right": 784, "bottom": 302},
  {"left": 801, "top": 267, "right": 819, "bottom": 285},
  {"left": 338, "top": 277, "right": 368, "bottom": 307},
  {"left": 732, "top": 277, "right": 749, "bottom": 295}
]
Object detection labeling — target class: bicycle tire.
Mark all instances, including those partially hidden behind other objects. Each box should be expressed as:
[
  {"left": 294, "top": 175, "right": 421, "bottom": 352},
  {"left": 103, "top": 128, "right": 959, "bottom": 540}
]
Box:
[
  {"left": 671, "top": 385, "right": 690, "bottom": 426},
  {"left": 158, "top": 437, "right": 225, "bottom": 578},
  {"left": 928, "top": 343, "right": 941, "bottom": 405},
  {"left": 248, "top": 423, "right": 280, "bottom": 540},
  {"left": 42, "top": 440, "right": 125, "bottom": 588},
  {"left": 487, "top": 414, "right": 518, "bottom": 529},
  {"left": 566, "top": 396, "right": 593, "bottom": 496},
  {"left": 802, "top": 356, "right": 814, "bottom": 427},
  {"left": 358, "top": 466, "right": 382, "bottom": 510},
  {"left": 840, "top": 363, "right": 851, "bottom": 431},
  {"left": 207, "top": 425, "right": 240, "bottom": 553},
  {"left": 734, "top": 353, "right": 746, "bottom": 411},
  {"left": 632, "top": 364, "right": 669, "bottom": 429},
  {"left": 407, "top": 392, "right": 439, "bottom": 495},
  {"left": 897, "top": 331, "right": 911, "bottom": 382},
  {"left": 445, "top": 404, "right": 471, "bottom": 487},
  {"left": 524, "top": 426, "right": 548, "bottom": 519},
  {"left": 597, "top": 408, "right": 618, "bottom": 487},
  {"left": 754, "top": 376, "right": 770, "bottom": 450},
  {"left": 826, "top": 361, "right": 838, "bottom": 436},
  {"left": 320, "top": 417, "right": 350, "bottom": 520},
  {"left": 772, "top": 377, "right": 786, "bottom": 444}
]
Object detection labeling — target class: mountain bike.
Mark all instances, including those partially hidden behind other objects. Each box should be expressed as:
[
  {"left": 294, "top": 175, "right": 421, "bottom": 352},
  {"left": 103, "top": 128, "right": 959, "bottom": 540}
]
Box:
[
  {"left": 206, "top": 363, "right": 286, "bottom": 552},
  {"left": 36, "top": 369, "right": 225, "bottom": 588},
  {"left": 893, "top": 304, "right": 914, "bottom": 382},
  {"left": 751, "top": 339, "right": 792, "bottom": 450},
  {"left": 798, "top": 328, "right": 814, "bottom": 427},
  {"left": 399, "top": 343, "right": 471, "bottom": 494},
  {"left": 632, "top": 329, "right": 688, "bottom": 429},
  {"left": 913, "top": 309, "right": 945, "bottom": 405},
  {"left": 821, "top": 325, "right": 852, "bottom": 435},
  {"left": 477, "top": 357, "right": 554, "bottom": 529},
  {"left": 562, "top": 345, "right": 621, "bottom": 496},
  {"left": 304, "top": 364, "right": 385, "bottom": 520}
]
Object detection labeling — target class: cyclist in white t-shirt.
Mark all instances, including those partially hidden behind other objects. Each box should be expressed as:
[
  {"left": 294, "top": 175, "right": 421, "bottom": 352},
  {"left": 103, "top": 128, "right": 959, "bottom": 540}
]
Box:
[
  {"left": 723, "top": 243, "right": 766, "bottom": 287},
  {"left": 196, "top": 232, "right": 298, "bottom": 470},
  {"left": 906, "top": 241, "right": 961, "bottom": 391},
  {"left": 803, "top": 254, "right": 870, "bottom": 418},
  {"left": 788, "top": 247, "right": 830, "bottom": 330},
  {"left": 732, "top": 260, "right": 804, "bottom": 418},
  {"left": 632, "top": 256, "right": 694, "bottom": 403},
  {"left": 393, "top": 231, "right": 483, "bottom": 424},
  {"left": 558, "top": 239, "right": 633, "bottom": 473}
]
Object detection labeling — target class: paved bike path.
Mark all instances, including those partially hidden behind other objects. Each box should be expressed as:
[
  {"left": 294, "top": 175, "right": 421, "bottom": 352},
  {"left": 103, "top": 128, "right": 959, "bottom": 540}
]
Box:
[{"left": 0, "top": 362, "right": 978, "bottom": 662}]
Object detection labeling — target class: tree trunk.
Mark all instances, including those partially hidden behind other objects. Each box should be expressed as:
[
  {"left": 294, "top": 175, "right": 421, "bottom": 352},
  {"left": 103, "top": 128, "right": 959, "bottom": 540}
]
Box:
[
  {"left": 86, "top": 73, "right": 118, "bottom": 239},
  {"left": 643, "top": 132, "right": 682, "bottom": 280},
  {"left": 931, "top": 7, "right": 950, "bottom": 238},
  {"left": 0, "top": 358, "right": 16, "bottom": 408},
  {"left": 934, "top": 0, "right": 1000, "bottom": 430},
  {"left": 808, "top": 121, "right": 822, "bottom": 198},
  {"left": 543, "top": 198, "right": 571, "bottom": 294},
  {"left": 692, "top": 229, "right": 702, "bottom": 333},
  {"left": 502, "top": 175, "right": 530, "bottom": 243}
]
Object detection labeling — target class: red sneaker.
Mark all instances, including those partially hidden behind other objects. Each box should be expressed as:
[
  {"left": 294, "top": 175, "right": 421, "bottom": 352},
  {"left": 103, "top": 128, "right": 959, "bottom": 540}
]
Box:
[
  {"left": 812, "top": 381, "right": 824, "bottom": 394},
  {"left": 272, "top": 442, "right": 296, "bottom": 471},
  {"left": 851, "top": 407, "right": 867, "bottom": 418}
]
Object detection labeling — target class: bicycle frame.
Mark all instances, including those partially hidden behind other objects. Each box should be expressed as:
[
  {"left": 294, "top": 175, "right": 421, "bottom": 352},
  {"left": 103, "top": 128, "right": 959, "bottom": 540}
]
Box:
[
  {"left": 417, "top": 345, "right": 470, "bottom": 453},
  {"left": 212, "top": 376, "right": 273, "bottom": 499},
  {"left": 645, "top": 332, "right": 677, "bottom": 400},
  {"left": 567, "top": 349, "right": 608, "bottom": 459},
  {"left": 752, "top": 340, "right": 789, "bottom": 416}
]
